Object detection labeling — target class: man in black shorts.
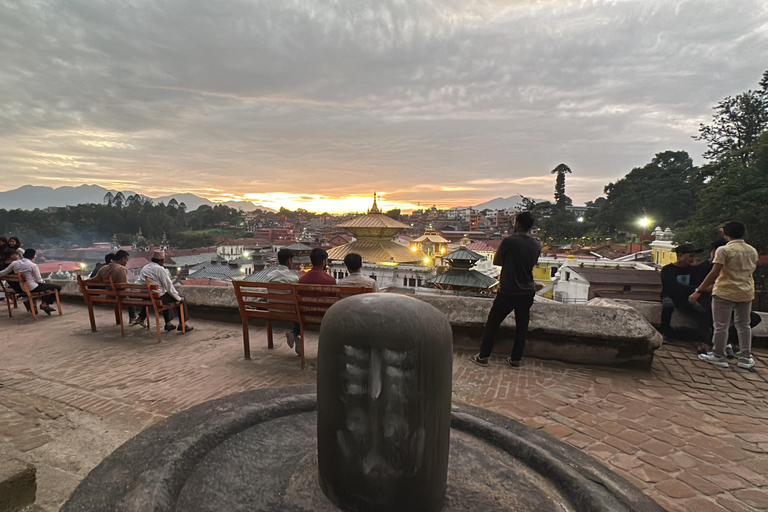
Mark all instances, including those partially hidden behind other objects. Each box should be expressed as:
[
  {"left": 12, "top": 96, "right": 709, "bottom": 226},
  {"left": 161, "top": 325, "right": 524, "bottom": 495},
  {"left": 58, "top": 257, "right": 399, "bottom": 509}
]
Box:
[{"left": 471, "top": 211, "right": 540, "bottom": 369}]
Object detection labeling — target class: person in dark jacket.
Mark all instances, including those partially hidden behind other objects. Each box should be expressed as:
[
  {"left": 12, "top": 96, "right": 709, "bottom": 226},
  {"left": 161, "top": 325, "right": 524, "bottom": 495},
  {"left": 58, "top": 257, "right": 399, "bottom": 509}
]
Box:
[
  {"left": 471, "top": 211, "right": 540, "bottom": 369},
  {"left": 660, "top": 244, "right": 711, "bottom": 341}
]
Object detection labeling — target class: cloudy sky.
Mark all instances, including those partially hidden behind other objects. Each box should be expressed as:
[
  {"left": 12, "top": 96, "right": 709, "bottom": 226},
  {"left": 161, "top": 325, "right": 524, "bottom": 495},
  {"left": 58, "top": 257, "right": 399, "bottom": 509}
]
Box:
[{"left": 1, "top": 0, "right": 766, "bottom": 212}]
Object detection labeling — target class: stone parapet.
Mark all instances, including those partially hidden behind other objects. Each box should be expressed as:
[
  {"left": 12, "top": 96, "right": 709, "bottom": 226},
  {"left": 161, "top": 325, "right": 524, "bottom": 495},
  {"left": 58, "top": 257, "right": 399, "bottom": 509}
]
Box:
[{"left": 52, "top": 281, "right": 663, "bottom": 368}]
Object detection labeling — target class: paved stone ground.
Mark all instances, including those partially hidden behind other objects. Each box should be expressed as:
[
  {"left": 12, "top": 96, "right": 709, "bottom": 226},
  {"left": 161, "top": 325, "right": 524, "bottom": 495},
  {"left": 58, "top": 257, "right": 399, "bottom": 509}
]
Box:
[{"left": 1, "top": 303, "right": 767, "bottom": 511}]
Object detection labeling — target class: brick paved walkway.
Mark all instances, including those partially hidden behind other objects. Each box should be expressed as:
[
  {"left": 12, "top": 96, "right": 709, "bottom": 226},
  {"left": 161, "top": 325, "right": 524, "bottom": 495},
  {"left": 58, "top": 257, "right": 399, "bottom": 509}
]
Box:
[{"left": 1, "top": 303, "right": 767, "bottom": 511}]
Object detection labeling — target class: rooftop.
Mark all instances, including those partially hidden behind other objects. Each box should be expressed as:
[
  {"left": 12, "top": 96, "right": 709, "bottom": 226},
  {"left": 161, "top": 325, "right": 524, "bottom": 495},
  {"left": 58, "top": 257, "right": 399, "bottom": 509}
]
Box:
[{"left": 2, "top": 304, "right": 768, "bottom": 511}]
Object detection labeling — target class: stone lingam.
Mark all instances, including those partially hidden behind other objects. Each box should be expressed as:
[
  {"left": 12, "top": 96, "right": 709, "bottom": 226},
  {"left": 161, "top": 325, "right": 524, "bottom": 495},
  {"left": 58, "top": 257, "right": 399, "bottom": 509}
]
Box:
[{"left": 61, "top": 294, "right": 665, "bottom": 512}]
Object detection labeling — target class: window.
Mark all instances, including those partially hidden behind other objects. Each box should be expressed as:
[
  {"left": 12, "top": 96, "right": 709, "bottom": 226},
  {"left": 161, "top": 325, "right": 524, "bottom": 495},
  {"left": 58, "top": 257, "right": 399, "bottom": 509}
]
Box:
[
  {"left": 409, "top": 278, "right": 416, "bottom": 287},
  {"left": 403, "top": 277, "right": 408, "bottom": 286},
  {"left": 550, "top": 267, "right": 557, "bottom": 278}
]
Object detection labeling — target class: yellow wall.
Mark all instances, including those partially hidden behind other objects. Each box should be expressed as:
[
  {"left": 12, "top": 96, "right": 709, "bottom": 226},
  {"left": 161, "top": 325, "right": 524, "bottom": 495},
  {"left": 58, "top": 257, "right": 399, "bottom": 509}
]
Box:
[{"left": 652, "top": 247, "right": 677, "bottom": 265}]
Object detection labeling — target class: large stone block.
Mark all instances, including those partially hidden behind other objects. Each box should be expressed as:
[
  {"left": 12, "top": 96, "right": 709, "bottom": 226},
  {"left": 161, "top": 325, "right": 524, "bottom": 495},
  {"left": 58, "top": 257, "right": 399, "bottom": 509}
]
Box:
[{"left": 0, "top": 460, "right": 36, "bottom": 512}]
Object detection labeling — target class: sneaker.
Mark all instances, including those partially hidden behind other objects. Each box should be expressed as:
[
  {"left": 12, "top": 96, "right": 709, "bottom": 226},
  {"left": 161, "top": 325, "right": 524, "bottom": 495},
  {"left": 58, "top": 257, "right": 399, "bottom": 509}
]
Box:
[
  {"left": 504, "top": 357, "right": 521, "bottom": 369},
  {"left": 469, "top": 354, "right": 489, "bottom": 367},
  {"left": 737, "top": 357, "right": 755, "bottom": 369},
  {"left": 698, "top": 352, "right": 729, "bottom": 369},
  {"left": 286, "top": 332, "right": 295, "bottom": 349},
  {"left": 178, "top": 325, "right": 193, "bottom": 333},
  {"left": 294, "top": 337, "right": 303, "bottom": 356},
  {"left": 725, "top": 344, "right": 735, "bottom": 359},
  {"left": 40, "top": 304, "right": 54, "bottom": 315},
  {"left": 696, "top": 343, "right": 711, "bottom": 355},
  {"left": 129, "top": 317, "right": 139, "bottom": 325},
  {"left": 164, "top": 323, "right": 176, "bottom": 331}
]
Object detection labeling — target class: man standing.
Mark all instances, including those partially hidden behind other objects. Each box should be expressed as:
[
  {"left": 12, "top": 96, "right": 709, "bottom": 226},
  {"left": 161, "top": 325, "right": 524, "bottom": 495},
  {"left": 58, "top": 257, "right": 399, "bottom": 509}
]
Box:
[
  {"left": 298, "top": 248, "right": 336, "bottom": 285},
  {"left": 690, "top": 221, "right": 758, "bottom": 369},
  {"left": 138, "top": 251, "right": 193, "bottom": 332},
  {"left": 266, "top": 248, "right": 301, "bottom": 353},
  {"left": 660, "top": 244, "right": 711, "bottom": 340},
  {"left": 471, "top": 211, "right": 540, "bottom": 368},
  {"left": 90, "top": 250, "right": 138, "bottom": 323},
  {"left": 338, "top": 253, "right": 379, "bottom": 292}
]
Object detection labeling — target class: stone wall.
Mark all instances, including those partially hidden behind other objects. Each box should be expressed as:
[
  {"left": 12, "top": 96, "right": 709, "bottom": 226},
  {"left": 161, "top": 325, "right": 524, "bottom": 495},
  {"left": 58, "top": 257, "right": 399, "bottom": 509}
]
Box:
[{"left": 53, "top": 281, "right": 663, "bottom": 368}]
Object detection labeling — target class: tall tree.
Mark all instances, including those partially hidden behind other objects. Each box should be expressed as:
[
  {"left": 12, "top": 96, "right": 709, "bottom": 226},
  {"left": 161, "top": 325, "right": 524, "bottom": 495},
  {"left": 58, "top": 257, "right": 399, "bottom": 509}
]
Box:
[
  {"left": 103, "top": 191, "right": 113, "bottom": 207},
  {"left": 112, "top": 192, "right": 125, "bottom": 209},
  {"left": 694, "top": 71, "right": 768, "bottom": 164},
  {"left": 551, "top": 163, "right": 572, "bottom": 208}
]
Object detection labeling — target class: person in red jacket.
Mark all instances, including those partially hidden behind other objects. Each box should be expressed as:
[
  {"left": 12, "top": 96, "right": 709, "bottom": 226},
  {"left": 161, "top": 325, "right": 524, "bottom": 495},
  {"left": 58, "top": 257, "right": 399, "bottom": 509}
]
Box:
[{"left": 299, "top": 248, "right": 336, "bottom": 285}]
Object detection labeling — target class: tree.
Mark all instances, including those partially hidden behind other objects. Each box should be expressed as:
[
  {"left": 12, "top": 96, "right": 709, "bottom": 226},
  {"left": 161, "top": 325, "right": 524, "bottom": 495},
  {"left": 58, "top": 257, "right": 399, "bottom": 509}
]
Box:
[
  {"left": 551, "top": 163, "right": 572, "bottom": 208},
  {"left": 112, "top": 192, "right": 125, "bottom": 209},
  {"left": 695, "top": 71, "right": 768, "bottom": 164},
  {"left": 179, "top": 202, "right": 187, "bottom": 213},
  {"left": 168, "top": 198, "right": 179, "bottom": 209},
  {"left": 384, "top": 208, "right": 401, "bottom": 220},
  {"left": 677, "top": 131, "right": 768, "bottom": 251},
  {"left": 103, "top": 191, "right": 113, "bottom": 207},
  {"left": 591, "top": 151, "right": 701, "bottom": 233}
]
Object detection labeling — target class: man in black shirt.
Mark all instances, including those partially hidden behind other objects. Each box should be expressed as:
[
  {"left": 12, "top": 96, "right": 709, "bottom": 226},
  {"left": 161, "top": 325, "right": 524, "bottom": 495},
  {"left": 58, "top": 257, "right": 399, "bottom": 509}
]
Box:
[
  {"left": 660, "top": 244, "right": 711, "bottom": 341},
  {"left": 471, "top": 211, "right": 541, "bottom": 369}
]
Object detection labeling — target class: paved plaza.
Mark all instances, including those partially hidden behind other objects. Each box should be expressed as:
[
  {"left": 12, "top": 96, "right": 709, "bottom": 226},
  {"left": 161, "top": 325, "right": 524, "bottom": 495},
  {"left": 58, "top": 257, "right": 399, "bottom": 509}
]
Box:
[{"left": 1, "top": 303, "right": 768, "bottom": 511}]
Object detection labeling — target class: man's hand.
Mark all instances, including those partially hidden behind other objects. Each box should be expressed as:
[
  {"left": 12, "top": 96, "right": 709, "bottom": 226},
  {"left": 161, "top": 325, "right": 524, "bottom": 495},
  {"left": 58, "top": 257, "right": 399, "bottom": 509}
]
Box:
[{"left": 688, "top": 291, "right": 701, "bottom": 303}]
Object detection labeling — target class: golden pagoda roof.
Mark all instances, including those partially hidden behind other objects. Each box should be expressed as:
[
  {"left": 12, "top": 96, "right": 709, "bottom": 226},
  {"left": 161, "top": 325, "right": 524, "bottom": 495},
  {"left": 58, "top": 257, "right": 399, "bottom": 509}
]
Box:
[
  {"left": 327, "top": 240, "right": 424, "bottom": 264},
  {"left": 337, "top": 213, "right": 410, "bottom": 230},
  {"left": 413, "top": 234, "right": 449, "bottom": 243}
]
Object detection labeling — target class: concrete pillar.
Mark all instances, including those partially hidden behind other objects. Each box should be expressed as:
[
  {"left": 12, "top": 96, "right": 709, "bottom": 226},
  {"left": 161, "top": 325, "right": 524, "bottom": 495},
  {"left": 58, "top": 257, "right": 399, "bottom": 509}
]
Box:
[{"left": 317, "top": 293, "right": 453, "bottom": 512}]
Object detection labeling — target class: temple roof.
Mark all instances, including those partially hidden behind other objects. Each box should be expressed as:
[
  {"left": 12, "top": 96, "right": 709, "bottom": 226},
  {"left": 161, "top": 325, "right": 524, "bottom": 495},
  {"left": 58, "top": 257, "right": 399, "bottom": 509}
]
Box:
[
  {"left": 444, "top": 247, "right": 485, "bottom": 263},
  {"left": 336, "top": 213, "right": 410, "bottom": 231},
  {"left": 426, "top": 268, "right": 498, "bottom": 289},
  {"left": 327, "top": 240, "right": 423, "bottom": 264},
  {"left": 413, "top": 234, "right": 449, "bottom": 244}
]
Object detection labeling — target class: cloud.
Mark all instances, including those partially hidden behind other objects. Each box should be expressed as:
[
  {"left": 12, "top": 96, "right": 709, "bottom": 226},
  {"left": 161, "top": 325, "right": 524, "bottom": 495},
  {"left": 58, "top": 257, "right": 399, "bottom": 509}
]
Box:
[{"left": 0, "top": 0, "right": 766, "bottom": 207}]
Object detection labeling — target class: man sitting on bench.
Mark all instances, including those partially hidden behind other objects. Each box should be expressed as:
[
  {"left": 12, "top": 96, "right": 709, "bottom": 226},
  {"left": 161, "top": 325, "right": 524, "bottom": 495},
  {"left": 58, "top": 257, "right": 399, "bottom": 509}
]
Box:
[
  {"left": 0, "top": 248, "right": 61, "bottom": 315},
  {"left": 137, "top": 251, "right": 194, "bottom": 333},
  {"left": 660, "top": 244, "right": 711, "bottom": 341}
]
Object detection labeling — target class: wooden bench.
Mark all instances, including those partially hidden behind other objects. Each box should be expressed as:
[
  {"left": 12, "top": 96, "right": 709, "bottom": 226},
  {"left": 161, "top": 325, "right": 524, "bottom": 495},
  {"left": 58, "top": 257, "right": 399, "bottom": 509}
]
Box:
[
  {"left": 232, "top": 281, "right": 373, "bottom": 368},
  {"left": 77, "top": 275, "right": 121, "bottom": 331},
  {"left": 2, "top": 273, "right": 61, "bottom": 319},
  {"left": 0, "top": 278, "right": 19, "bottom": 317},
  {"left": 112, "top": 278, "right": 186, "bottom": 342},
  {"left": 77, "top": 275, "right": 185, "bottom": 342}
]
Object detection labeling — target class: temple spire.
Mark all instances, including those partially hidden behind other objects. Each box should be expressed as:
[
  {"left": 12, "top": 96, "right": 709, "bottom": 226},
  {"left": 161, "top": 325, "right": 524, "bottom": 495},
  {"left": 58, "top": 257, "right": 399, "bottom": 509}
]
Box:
[{"left": 368, "top": 192, "right": 380, "bottom": 214}]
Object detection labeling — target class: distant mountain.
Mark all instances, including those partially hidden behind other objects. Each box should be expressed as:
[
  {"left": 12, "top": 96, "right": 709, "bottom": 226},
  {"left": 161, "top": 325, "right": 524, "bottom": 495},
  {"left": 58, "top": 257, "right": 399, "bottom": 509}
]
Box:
[
  {"left": 0, "top": 184, "right": 274, "bottom": 212},
  {"left": 472, "top": 195, "right": 546, "bottom": 211}
]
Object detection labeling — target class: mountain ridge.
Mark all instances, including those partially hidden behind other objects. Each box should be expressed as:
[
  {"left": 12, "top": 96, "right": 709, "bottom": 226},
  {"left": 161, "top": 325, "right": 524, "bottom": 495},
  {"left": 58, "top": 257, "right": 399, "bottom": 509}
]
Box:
[{"left": 0, "top": 184, "right": 274, "bottom": 212}]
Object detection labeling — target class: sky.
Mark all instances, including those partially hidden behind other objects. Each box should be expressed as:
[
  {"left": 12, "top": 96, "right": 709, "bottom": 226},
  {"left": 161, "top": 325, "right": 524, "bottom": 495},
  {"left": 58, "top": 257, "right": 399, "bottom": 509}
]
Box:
[{"left": 0, "top": 0, "right": 766, "bottom": 213}]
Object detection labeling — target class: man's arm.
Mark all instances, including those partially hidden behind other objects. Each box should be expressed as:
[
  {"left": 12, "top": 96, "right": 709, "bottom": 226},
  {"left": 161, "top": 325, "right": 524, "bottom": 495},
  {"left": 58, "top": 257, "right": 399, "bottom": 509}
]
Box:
[
  {"left": 0, "top": 261, "right": 17, "bottom": 278},
  {"left": 161, "top": 268, "right": 181, "bottom": 301},
  {"left": 689, "top": 263, "right": 722, "bottom": 303},
  {"left": 493, "top": 240, "right": 508, "bottom": 266},
  {"left": 32, "top": 263, "right": 43, "bottom": 284}
]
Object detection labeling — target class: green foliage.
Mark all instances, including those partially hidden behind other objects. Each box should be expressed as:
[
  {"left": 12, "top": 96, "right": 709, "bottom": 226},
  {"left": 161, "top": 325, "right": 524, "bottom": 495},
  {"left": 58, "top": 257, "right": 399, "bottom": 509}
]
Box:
[
  {"left": 590, "top": 151, "right": 702, "bottom": 233},
  {"left": 676, "top": 131, "right": 768, "bottom": 251},
  {"left": 0, "top": 201, "right": 244, "bottom": 249},
  {"left": 530, "top": 201, "right": 586, "bottom": 241},
  {"left": 384, "top": 209, "right": 402, "bottom": 220}
]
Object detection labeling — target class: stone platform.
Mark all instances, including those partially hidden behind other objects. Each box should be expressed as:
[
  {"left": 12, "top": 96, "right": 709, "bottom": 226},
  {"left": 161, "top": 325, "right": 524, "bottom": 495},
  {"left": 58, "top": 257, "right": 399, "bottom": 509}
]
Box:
[{"left": 60, "top": 386, "right": 662, "bottom": 512}]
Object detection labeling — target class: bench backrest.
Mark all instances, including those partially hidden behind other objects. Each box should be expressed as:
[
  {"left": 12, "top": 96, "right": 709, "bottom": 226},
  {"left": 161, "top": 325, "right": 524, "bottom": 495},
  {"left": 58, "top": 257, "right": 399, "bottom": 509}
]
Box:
[
  {"left": 77, "top": 275, "right": 118, "bottom": 304},
  {"left": 232, "top": 280, "right": 300, "bottom": 324},
  {"left": 294, "top": 283, "right": 373, "bottom": 326},
  {"left": 111, "top": 278, "right": 164, "bottom": 309}
]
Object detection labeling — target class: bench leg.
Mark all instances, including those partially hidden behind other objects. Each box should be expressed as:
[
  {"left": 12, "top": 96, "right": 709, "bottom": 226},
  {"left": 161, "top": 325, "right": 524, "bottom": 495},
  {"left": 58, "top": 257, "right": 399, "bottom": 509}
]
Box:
[
  {"left": 154, "top": 308, "right": 162, "bottom": 342},
  {"left": 242, "top": 316, "right": 251, "bottom": 360},
  {"left": 267, "top": 319, "right": 274, "bottom": 349},
  {"left": 28, "top": 295, "right": 37, "bottom": 320},
  {"left": 179, "top": 304, "right": 186, "bottom": 334},
  {"left": 86, "top": 301, "right": 97, "bottom": 332},
  {"left": 5, "top": 295, "right": 12, "bottom": 318},
  {"left": 54, "top": 290, "right": 62, "bottom": 316},
  {"left": 299, "top": 323, "right": 305, "bottom": 370},
  {"left": 118, "top": 305, "right": 125, "bottom": 337}
]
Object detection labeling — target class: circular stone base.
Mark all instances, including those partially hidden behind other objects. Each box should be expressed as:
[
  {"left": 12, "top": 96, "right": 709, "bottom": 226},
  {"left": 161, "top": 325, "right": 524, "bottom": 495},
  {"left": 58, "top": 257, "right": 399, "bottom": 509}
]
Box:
[{"left": 61, "top": 386, "right": 664, "bottom": 512}]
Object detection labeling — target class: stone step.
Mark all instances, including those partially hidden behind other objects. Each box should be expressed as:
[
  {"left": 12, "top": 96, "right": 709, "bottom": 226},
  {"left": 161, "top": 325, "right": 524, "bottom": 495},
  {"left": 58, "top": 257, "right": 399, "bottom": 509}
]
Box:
[{"left": 0, "top": 460, "right": 36, "bottom": 512}]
